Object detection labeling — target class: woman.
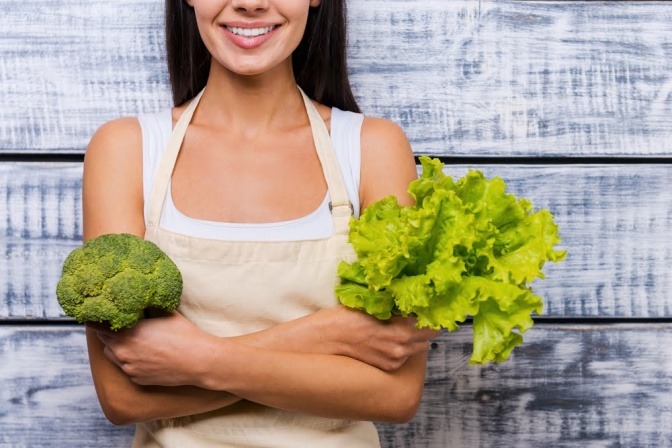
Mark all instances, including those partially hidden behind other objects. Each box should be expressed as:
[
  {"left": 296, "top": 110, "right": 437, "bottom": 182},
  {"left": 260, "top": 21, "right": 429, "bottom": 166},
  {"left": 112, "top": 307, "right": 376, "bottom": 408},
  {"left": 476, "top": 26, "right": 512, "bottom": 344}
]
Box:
[{"left": 84, "top": 0, "right": 438, "bottom": 446}]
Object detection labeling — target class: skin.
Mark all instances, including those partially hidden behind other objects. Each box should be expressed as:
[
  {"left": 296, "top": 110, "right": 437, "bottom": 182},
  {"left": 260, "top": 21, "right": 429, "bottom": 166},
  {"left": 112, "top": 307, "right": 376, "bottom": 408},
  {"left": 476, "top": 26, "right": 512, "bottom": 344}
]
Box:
[{"left": 84, "top": 0, "right": 439, "bottom": 427}]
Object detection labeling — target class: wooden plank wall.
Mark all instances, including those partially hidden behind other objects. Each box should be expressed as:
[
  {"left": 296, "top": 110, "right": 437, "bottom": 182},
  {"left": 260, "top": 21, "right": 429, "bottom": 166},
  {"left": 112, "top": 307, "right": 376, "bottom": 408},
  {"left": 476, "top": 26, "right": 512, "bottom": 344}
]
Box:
[{"left": 1, "top": 1, "right": 671, "bottom": 447}]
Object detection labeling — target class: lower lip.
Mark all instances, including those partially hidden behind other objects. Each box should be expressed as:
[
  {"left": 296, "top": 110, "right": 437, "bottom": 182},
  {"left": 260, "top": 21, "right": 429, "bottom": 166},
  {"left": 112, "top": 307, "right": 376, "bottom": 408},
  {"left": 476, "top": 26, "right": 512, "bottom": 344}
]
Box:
[{"left": 221, "top": 26, "right": 280, "bottom": 50}]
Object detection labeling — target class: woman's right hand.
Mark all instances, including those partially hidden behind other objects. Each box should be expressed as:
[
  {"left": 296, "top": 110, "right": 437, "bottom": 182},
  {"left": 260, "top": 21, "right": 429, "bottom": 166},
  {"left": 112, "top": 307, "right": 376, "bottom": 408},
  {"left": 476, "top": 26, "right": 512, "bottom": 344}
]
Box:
[{"left": 232, "top": 306, "right": 440, "bottom": 372}]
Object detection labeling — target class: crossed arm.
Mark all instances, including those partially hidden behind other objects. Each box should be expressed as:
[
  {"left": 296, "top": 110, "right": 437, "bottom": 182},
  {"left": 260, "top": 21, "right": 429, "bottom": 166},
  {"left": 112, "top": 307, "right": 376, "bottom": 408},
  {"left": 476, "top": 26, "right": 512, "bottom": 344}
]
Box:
[{"left": 83, "top": 116, "right": 438, "bottom": 426}]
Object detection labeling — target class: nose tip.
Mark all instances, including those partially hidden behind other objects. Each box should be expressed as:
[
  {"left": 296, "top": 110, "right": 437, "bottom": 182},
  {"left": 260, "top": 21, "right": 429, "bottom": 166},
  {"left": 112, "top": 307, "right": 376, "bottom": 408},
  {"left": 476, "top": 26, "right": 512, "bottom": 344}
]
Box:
[
  {"left": 235, "top": 7, "right": 266, "bottom": 13},
  {"left": 232, "top": 0, "right": 269, "bottom": 13}
]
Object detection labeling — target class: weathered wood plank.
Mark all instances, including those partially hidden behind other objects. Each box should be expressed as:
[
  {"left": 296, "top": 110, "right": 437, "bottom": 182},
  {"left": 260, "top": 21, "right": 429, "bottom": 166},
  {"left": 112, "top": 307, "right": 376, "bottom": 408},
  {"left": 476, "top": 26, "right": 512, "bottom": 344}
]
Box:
[
  {"left": 0, "top": 163, "right": 81, "bottom": 319},
  {"left": 2, "top": 1, "right": 671, "bottom": 156},
  {"left": 380, "top": 323, "right": 672, "bottom": 447},
  {"left": 2, "top": 325, "right": 671, "bottom": 447},
  {"left": 0, "top": 326, "right": 132, "bottom": 447},
  {"left": 0, "top": 0, "right": 171, "bottom": 153},
  {"left": 1, "top": 163, "right": 670, "bottom": 320},
  {"left": 443, "top": 164, "right": 672, "bottom": 318},
  {"left": 350, "top": 1, "right": 672, "bottom": 157}
]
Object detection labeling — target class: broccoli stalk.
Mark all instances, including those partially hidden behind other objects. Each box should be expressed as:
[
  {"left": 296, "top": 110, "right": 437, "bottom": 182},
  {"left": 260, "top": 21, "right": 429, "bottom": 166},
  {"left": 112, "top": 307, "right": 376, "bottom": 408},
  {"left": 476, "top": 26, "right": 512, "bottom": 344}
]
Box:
[{"left": 56, "top": 233, "right": 183, "bottom": 330}]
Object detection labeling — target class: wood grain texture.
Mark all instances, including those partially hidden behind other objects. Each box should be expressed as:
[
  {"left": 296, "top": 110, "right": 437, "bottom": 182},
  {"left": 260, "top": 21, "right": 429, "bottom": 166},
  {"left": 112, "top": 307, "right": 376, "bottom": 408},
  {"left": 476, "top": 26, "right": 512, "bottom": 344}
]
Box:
[
  {"left": 1, "top": 163, "right": 670, "bottom": 320},
  {"left": 349, "top": 1, "right": 672, "bottom": 157},
  {"left": 443, "top": 164, "right": 672, "bottom": 318},
  {"left": 0, "top": 326, "right": 132, "bottom": 448},
  {"left": 0, "top": 163, "right": 82, "bottom": 319},
  {"left": 379, "top": 323, "right": 672, "bottom": 448},
  {"left": 2, "top": 1, "right": 671, "bottom": 156},
  {"left": 0, "top": 0, "right": 172, "bottom": 153},
  {"left": 2, "top": 325, "right": 671, "bottom": 447}
]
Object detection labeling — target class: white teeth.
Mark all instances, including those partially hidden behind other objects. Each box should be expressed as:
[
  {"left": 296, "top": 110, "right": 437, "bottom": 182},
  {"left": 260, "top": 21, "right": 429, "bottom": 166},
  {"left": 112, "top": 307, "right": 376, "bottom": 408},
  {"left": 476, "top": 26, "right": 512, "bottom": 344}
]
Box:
[{"left": 226, "top": 26, "right": 275, "bottom": 37}]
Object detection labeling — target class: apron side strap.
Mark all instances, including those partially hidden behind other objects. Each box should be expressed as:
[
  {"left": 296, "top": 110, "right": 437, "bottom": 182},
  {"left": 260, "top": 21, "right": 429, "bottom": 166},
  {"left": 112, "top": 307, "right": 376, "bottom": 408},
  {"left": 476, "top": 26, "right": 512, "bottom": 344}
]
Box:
[{"left": 329, "top": 201, "right": 354, "bottom": 216}]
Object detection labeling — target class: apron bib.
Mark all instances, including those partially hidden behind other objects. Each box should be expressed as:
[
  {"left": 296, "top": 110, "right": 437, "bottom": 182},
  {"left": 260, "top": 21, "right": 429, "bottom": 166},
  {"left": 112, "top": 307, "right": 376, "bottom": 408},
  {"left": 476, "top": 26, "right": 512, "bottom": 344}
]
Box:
[{"left": 133, "top": 88, "right": 381, "bottom": 447}]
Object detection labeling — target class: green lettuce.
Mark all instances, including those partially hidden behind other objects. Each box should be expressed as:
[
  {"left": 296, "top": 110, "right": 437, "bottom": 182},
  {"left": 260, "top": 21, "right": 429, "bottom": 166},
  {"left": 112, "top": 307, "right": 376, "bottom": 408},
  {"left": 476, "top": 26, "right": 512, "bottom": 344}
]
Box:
[{"left": 335, "top": 156, "right": 566, "bottom": 364}]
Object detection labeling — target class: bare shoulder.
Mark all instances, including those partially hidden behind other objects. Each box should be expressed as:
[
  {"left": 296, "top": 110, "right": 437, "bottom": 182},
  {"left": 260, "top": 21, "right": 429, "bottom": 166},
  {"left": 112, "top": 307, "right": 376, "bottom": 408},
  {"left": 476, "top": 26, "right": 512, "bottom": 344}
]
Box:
[
  {"left": 83, "top": 117, "right": 145, "bottom": 240},
  {"left": 359, "top": 116, "right": 417, "bottom": 209},
  {"left": 85, "top": 117, "right": 142, "bottom": 163}
]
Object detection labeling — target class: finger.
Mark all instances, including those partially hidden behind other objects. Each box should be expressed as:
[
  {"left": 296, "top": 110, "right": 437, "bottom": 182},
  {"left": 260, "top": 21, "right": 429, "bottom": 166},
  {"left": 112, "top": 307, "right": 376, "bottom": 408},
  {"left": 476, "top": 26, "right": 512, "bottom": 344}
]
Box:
[
  {"left": 400, "top": 325, "right": 441, "bottom": 343},
  {"left": 103, "top": 344, "right": 122, "bottom": 369},
  {"left": 86, "top": 322, "right": 118, "bottom": 337},
  {"left": 144, "top": 308, "right": 174, "bottom": 319},
  {"left": 420, "top": 328, "right": 442, "bottom": 339},
  {"left": 96, "top": 331, "right": 112, "bottom": 345}
]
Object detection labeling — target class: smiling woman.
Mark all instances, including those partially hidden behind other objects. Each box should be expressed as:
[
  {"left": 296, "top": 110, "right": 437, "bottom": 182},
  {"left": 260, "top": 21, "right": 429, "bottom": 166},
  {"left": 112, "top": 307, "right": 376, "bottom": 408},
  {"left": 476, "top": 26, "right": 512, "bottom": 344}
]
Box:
[
  {"left": 81, "top": 0, "right": 437, "bottom": 447},
  {"left": 188, "top": 0, "right": 312, "bottom": 73},
  {"left": 2, "top": 0, "right": 672, "bottom": 447}
]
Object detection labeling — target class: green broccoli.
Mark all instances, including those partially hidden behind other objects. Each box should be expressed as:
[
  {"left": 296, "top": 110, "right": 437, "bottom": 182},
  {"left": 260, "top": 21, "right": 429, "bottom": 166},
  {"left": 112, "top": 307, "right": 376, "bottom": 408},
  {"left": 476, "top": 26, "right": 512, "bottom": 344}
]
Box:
[{"left": 56, "top": 233, "right": 183, "bottom": 330}]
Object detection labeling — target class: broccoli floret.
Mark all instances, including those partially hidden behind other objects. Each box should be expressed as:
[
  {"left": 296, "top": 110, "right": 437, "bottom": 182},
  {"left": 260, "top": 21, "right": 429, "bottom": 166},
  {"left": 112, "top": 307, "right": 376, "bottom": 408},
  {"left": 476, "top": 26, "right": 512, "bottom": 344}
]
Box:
[{"left": 56, "top": 233, "right": 183, "bottom": 330}]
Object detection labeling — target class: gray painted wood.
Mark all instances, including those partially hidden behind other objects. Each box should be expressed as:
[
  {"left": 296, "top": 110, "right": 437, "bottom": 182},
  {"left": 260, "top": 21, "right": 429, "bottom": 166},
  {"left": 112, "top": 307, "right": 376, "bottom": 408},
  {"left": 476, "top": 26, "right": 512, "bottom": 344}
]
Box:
[
  {"left": 380, "top": 323, "right": 672, "bottom": 448},
  {"left": 443, "top": 164, "right": 672, "bottom": 318},
  {"left": 1, "top": 163, "right": 670, "bottom": 320},
  {"left": 2, "top": 325, "right": 671, "bottom": 447},
  {"left": 0, "top": 163, "right": 81, "bottom": 320},
  {"left": 350, "top": 1, "right": 672, "bottom": 157},
  {"left": 0, "top": 326, "right": 132, "bottom": 448},
  {"left": 2, "top": 1, "right": 671, "bottom": 156},
  {"left": 2, "top": 1, "right": 671, "bottom": 446},
  {"left": 0, "top": 0, "right": 171, "bottom": 153}
]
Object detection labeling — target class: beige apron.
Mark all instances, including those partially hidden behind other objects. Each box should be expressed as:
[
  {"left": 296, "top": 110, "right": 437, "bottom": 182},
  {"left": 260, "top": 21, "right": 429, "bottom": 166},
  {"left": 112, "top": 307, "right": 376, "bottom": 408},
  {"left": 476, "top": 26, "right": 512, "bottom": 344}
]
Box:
[{"left": 134, "top": 87, "right": 381, "bottom": 447}]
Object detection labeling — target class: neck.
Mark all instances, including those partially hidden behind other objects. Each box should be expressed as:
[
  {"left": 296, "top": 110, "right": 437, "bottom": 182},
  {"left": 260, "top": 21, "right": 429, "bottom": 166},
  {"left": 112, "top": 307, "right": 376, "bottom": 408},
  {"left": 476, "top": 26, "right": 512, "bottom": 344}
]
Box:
[{"left": 193, "top": 60, "right": 307, "bottom": 137}]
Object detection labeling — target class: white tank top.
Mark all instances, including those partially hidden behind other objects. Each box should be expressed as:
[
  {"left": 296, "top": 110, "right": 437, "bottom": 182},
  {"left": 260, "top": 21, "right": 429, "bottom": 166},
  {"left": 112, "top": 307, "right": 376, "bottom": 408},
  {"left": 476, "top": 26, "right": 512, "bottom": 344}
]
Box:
[{"left": 137, "top": 107, "right": 363, "bottom": 241}]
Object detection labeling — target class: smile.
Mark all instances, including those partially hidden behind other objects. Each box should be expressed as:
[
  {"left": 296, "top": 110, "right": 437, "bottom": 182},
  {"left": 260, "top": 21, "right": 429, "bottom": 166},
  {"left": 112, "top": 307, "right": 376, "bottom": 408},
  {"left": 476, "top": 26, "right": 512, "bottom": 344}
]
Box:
[{"left": 225, "top": 25, "right": 276, "bottom": 38}]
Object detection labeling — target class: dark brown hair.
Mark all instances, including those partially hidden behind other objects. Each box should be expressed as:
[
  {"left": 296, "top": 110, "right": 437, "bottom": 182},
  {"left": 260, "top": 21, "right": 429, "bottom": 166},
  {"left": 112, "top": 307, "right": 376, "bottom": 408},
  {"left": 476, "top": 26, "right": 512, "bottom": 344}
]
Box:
[{"left": 165, "top": 1, "right": 360, "bottom": 113}]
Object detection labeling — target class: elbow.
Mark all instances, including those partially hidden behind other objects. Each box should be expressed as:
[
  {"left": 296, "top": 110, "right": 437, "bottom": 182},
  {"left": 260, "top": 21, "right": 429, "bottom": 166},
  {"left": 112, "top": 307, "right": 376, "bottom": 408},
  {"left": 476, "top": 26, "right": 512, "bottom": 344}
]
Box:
[
  {"left": 104, "top": 410, "right": 135, "bottom": 427},
  {"left": 94, "top": 383, "right": 143, "bottom": 426},
  {"left": 374, "top": 357, "right": 428, "bottom": 424},
  {"left": 391, "top": 395, "right": 422, "bottom": 424},
  {"left": 98, "top": 395, "right": 140, "bottom": 426},
  {"left": 381, "top": 386, "right": 423, "bottom": 424}
]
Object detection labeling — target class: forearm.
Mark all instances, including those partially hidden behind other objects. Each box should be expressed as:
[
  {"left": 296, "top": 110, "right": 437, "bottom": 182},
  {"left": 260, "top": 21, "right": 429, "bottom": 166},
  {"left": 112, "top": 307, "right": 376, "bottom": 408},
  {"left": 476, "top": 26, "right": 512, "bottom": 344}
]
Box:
[
  {"left": 106, "top": 384, "right": 240, "bottom": 426},
  {"left": 202, "top": 342, "right": 428, "bottom": 423},
  {"left": 230, "top": 306, "right": 438, "bottom": 372},
  {"left": 86, "top": 329, "right": 241, "bottom": 425},
  {"left": 89, "top": 309, "right": 434, "bottom": 424},
  {"left": 231, "top": 308, "right": 341, "bottom": 354}
]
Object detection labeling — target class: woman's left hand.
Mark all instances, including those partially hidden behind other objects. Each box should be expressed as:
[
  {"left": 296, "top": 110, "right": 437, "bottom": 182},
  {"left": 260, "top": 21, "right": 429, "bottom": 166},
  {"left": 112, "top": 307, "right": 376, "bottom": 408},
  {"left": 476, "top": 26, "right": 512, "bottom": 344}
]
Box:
[{"left": 88, "top": 311, "right": 218, "bottom": 387}]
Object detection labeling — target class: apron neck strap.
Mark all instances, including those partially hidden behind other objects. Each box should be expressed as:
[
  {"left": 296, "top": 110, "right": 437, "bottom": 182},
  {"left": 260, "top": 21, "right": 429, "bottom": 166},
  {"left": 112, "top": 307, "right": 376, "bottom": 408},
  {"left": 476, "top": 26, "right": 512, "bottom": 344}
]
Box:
[
  {"left": 146, "top": 88, "right": 204, "bottom": 229},
  {"left": 297, "top": 87, "right": 353, "bottom": 224},
  {"left": 146, "top": 86, "right": 353, "bottom": 233}
]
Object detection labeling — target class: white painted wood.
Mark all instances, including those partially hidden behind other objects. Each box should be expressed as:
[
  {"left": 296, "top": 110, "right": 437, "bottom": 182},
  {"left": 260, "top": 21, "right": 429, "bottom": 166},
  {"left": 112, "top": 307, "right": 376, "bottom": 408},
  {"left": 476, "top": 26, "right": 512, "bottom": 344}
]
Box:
[
  {"left": 2, "top": 1, "right": 671, "bottom": 447},
  {"left": 0, "top": 0, "right": 172, "bottom": 153},
  {"left": 380, "top": 323, "right": 672, "bottom": 447},
  {"left": 0, "top": 326, "right": 133, "bottom": 447},
  {"left": 1, "top": 1, "right": 671, "bottom": 156},
  {"left": 3, "top": 325, "right": 671, "bottom": 447},
  {"left": 443, "top": 164, "right": 672, "bottom": 318},
  {"left": 349, "top": 1, "right": 672, "bottom": 157},
  {"left": 0, "top": 163, "right": 81, "bottom": 319},
  {"left": 1, "top": 163, "right": 670, "bottom": 320}
]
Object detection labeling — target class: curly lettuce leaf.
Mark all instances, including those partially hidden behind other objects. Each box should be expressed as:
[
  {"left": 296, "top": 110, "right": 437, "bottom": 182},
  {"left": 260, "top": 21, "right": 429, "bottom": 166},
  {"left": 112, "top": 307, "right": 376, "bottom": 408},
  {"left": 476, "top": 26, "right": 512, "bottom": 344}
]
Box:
[
  {"left": 335, "top": 156, "right": 566, "bottom": 364},
  {"left": 334, "top": 281, "right": 395, "bottom": 320}
]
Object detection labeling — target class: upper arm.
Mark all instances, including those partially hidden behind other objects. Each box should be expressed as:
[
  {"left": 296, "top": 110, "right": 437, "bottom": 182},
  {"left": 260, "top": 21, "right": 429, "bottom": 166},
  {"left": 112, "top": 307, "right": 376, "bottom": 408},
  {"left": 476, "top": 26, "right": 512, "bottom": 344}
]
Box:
[
  {"left": 83, "top": 117, "right": 145, "bottom": 241},
  {"left": 82, "top": 119, "right": 240, "bottom": 423},
  {"left": 359, "top": 117, "right": 417, "bottom": 210},
  {"left": 358, "top": 117, "right": 428, "bottom": 414}
]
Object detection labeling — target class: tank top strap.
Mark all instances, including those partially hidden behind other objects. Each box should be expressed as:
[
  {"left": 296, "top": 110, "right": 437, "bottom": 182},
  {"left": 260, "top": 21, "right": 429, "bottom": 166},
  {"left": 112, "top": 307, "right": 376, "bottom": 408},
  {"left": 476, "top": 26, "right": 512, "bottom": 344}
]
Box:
[{"left": 146, "top": 87, "right": 353, "bottom": 236}]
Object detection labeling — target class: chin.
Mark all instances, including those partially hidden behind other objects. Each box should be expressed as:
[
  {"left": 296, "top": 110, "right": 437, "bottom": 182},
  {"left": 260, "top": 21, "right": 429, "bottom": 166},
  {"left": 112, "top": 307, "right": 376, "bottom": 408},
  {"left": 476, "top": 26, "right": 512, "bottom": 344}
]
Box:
[{"left": 216, "top": 57, "right": 291, "bottom": 79}]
